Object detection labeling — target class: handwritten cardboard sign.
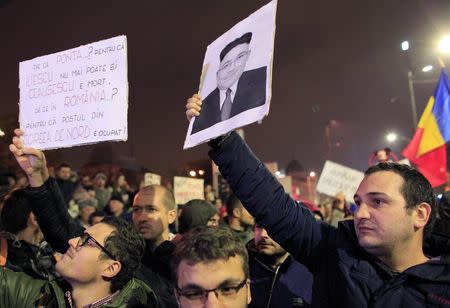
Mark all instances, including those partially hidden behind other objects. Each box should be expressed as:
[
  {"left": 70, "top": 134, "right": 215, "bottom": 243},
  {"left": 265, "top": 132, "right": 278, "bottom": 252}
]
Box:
[
  {"left": 173, "top": 176, "right": 204, "bottom": 205},
  {"left": 316, "top": 160, "right": 365, "bottom": 202},
  {"left": 144, "top": 172, "right": 161, "bottom": 186},
  {"left": 19, "top": 35, "right": 128, "bottom": 150}
]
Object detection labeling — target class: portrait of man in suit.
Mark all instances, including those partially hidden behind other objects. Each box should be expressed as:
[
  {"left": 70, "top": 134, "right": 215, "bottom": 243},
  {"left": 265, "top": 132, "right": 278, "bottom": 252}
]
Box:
[{"left": 191, "top": 32, "right": 267, "bottom": 134}]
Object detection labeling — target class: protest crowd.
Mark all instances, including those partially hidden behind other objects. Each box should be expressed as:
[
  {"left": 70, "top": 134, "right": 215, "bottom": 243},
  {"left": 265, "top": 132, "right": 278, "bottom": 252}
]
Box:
[
  {"left": 0, "top": 91, "right": 448, "bottom": 307},
  {"left": 1, "top": 2, "right": 450, "bottom": 307}
]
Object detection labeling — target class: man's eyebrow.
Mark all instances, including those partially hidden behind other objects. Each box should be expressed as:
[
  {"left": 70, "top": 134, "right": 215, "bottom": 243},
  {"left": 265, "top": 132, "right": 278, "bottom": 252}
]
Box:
[
  {"left": 354, "top": 192, "right": 390, "bottom": 200},
  {"left": 180, "top": 279, "right": 244, "bottom": 290}
]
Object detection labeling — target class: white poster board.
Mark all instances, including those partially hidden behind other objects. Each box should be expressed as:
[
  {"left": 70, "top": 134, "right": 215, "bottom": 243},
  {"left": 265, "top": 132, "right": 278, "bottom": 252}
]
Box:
[
  {"left": 173, "top": 176, "right": 205, "bottom": 205},
  {"left": 184, "top": 0, "right": 277, "bottom": 149},
  {"left": 144, "top": 172, "right": 161, "bottom": 186},
  {"left": 316, "top": 160, "right": 364, "bottom": 202},
  {"left": 278, "top": 175, "right": 293, "bottom": 197},
  {"left": 19, "top": 35, "right": 128, "bottom": 150}
]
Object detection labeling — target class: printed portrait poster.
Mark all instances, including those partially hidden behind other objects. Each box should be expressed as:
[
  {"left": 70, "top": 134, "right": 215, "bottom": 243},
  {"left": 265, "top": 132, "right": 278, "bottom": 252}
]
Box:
[
  {"left": 19, "top": 35, "right": 128, "bottom": 150},
  {"left": 184, "top": 0, "right": 277, "bottom": 149}
]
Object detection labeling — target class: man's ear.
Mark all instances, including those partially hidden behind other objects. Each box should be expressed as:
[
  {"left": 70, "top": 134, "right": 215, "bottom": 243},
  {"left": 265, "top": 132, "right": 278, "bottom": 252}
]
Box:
[
  {"left": 28, "top": 212, "right": 39, "bottom": 229},
  {"left": 101, "top": 261, "right": 122, "bottom": 279},
  {"left": 167, "top": 209, "right": 177, "bottom": 225},
  {"left": 414, "top": 202, "right": 432, "bottom": 229},
  {"left": 232, "top": 207, "right": 241, "bottom": 218}
]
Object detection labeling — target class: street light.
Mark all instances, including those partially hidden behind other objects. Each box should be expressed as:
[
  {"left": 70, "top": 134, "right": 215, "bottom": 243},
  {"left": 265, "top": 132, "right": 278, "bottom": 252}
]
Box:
[
  {"left": 401, "top": 41, "right": 409, "bottom": 51},
  {"left": 0, "top": 129, "right": 4, "bottom": 137},
  {"left": 438, "top": 36, "right": 450, "bottom": 53},
  {"left": 386, "top": 132, "right": 398, "bottom": 143},
  {"left": 422, "top": 65, "right": 433, "bottom": 72},
  {"left": 401, "top": 39, "right": 442, "bottom": 129}
]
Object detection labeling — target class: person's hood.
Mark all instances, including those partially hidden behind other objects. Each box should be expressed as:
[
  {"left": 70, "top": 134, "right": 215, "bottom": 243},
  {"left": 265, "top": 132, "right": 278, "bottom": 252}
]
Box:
[{"left": 179, "top": 200, "right": 218, "bottom": 233}]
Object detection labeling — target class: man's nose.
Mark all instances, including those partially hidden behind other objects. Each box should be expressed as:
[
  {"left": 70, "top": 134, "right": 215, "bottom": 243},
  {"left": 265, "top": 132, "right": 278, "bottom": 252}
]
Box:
[
  {"left": 68, "top": 236, "right": 79, "bottom": 249},
  {"left": 354, "top": 203, "right": 370, "bottom": 220},
  {"left": 204, "top": 291, "right": 221, "bottom": 308}
]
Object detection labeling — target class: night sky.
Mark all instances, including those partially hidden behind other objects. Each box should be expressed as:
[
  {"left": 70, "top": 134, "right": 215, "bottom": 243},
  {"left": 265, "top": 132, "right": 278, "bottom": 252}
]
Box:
[{"left": 1, "top": 0, "right": 449, "bottom": 178}]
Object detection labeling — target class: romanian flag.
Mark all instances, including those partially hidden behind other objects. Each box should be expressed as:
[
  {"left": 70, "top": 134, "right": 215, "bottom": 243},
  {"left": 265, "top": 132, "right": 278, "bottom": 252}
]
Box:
[{"left": 402, "top": 69, "right": 450, "bottom": 187}]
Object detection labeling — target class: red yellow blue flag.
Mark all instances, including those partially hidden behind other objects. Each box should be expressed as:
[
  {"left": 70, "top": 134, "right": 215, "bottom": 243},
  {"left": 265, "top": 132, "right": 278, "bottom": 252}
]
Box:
[{"left": 402, "top": 69, "right": 450, "bottom": 187}]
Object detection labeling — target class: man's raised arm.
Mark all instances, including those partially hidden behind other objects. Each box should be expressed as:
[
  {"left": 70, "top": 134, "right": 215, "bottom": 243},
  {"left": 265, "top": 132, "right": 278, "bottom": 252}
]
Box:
[
  {"left": 9, "top": 129, "right": 83, "bottom": 253},
  {"left": 185, "top": 94, "right": 333, "bottom": 267}
]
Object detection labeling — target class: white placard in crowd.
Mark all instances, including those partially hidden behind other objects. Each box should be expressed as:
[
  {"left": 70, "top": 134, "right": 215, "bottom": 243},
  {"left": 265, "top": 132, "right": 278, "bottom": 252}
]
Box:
[
  {"left": 184, "top": 0, "right": 277, "bottom": 149},
  {"left": 277, "top": 175, "right": 293, "bottom": 197},
  {"left": 173, "top": 176, "right": 205, "bottom": 205},
  {"left": 316, "top": 160, "right": 364, "bottom": 202},
  {"left": 19, "top": 35, "right": 128, "bottom": 150},
  {"left": 144, "top": 172, "right": 161, "bottom": 186}
]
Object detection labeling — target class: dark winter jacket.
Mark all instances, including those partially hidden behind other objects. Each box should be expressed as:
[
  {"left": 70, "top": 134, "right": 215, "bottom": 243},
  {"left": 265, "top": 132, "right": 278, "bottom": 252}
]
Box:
[
  {"left": 209, "top": 131, "right": 450, "bottom": 307},
  {"left": 0, "top": 267, "right": 158, "bottom": 307},
  {"left": 247, "top": 240, "right": 313, "bottom": 308}
]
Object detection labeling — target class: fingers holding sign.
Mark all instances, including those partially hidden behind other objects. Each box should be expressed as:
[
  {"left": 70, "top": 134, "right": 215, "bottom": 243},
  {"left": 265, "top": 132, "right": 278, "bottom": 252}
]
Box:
[
  {"left": 185, "top": 94, "right": 203, "bottom": 121},
  {"left": 9, "top": 128, "right": 49, "bottom": 187}
]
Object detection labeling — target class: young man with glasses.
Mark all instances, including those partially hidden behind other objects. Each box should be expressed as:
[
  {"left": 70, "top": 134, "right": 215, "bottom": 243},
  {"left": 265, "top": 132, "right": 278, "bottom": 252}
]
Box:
[
  {"left": 8, "top": 129, "right": 163, "bottom": 307},
  {"left": 172, "top": 226, "right": 251, "bottom": 308},
  {"left": 0, "top": 214, "right": 158, "bottom": 307}
]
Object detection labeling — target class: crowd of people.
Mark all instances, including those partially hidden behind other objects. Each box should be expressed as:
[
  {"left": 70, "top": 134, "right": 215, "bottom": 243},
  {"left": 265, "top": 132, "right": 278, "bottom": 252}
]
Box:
[{"left": 0, "top": 93, "right": 449, "bottom": 307}]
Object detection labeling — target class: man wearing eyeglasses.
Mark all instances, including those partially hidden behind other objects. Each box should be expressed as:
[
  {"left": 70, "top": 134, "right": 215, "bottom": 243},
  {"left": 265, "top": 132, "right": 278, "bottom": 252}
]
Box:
[
  {"left": 191, "top": 32, "right": 266, "bottom": 135},
  {"left": 0, "top": 211, "right": 158, "bottom": 306},
  {"left": 172, "top": 226, "right": 251, "bottom": 308},
  {"left": 8, "top": 129, "right": 176, "bottom": 307}
]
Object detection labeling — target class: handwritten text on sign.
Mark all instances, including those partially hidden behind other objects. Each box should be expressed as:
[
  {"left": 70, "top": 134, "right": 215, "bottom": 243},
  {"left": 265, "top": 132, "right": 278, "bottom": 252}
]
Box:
[
  {"left": 316, "top": 160, "right": 364, "bottom": 202},
  {"left": 19, "top": 35, "right": 128, "bottom": 150},
  {"left": 173, "top": 176, "right": 204, "bottom": 205}
]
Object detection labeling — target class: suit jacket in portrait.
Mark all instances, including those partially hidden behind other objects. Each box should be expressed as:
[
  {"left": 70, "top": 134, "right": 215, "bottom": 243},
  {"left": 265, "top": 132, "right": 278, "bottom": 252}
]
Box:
[{"left": 191, "top": 66, "right": 267, "bottom": 134}]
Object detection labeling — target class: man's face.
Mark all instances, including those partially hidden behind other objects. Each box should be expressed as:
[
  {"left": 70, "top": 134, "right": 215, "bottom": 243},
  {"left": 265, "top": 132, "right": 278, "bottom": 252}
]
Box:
[
  {"left": 56, "top": 223, "right": 116, "bottom": 284},
  {"left": 80, "top": 206, "right": 96, "bottom": 223},
  {"left": 376, "top": 150, "right": 388, "bottom": 162},
  {"left": 254, "top": 225, "right": 285, "bottom": 256},
  {"left": 57, "top": 167, "right": 71, "bottom": 181},
  {"left": 109, "top": 200, "right": 124, "bottom": 216},
  {"left": 207, "top": 213, "right": 220, "bottom": 227},
  {"left": 81, "top": 175, "right": 93, "bottom": 187},
  {"left": 94, "top": 178, "right": 106, "bottom": 188},
  {"left": 132, "top": 188, "right": 176, "bottom": 245},
  {"left": 353, "top": 171, "right": 417, "bottom": 256},
  {"left": 217, "top": 43, "right": 250, "bottom": 90},
  {"left": 176, "top": 256, "right": 250, "bottom": 308}
]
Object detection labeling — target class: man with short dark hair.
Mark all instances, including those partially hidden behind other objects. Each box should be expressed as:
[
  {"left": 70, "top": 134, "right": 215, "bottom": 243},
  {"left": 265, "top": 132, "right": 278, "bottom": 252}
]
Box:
[
  {"left": 172, "top": 226, "right": 251, "bottom": 308},
  {"left": 0, "top": 212, "right": 158, "bottom": 307},
  {"left": 186, "top": 96, "right": 450, "bottom": 307},
  {"left": 9, "top": 128, "right": 173, "bottom": 307},
  {"left": 225, "top": 194, "right": 255, "bottom": 245},
  {"left": 0, "top": 188, "right": 57, "bottom": 280},
  {"left": 248, "top": 224, "right": 312, "bottom": 308},
  {"left": 191, "top": 32, "right": 266, "bottom": 134}
]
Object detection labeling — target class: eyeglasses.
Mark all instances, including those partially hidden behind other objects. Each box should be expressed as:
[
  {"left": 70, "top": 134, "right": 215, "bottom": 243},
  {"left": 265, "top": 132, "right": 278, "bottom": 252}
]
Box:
[
  {"left": 175, "top": 278, "right": 247, "bottom": 303},
  {"left": 76, "top": 232, "right": 117, "bottom": 261},
  {"left": 218, "top": 50, "right": 250, "bottom": 72}
]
